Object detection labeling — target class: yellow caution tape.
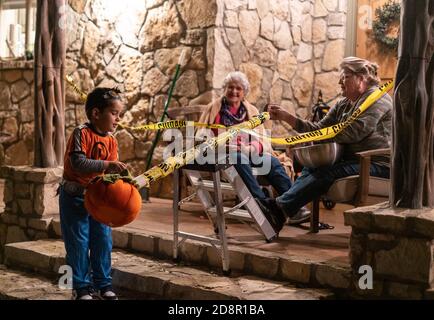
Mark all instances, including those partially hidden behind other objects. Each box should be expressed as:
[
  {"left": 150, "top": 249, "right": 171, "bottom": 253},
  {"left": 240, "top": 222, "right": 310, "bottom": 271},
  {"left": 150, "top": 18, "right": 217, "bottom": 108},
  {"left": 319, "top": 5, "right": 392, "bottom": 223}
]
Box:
[
  {"left": 65, "top": 73, "right": 393, "bottom": 189},
  {"left": 118, "top": 121, "right": 226, "bottom": 131},
  {"left": 65, "top": 74, "right": 88, "bottom": 102},
  {"left": 119, "top": 111, "right": 274, "bottom": 132},
  {"left": 65, "top": 75, "right": 393, "bottom": 147},
  {"left": 133, "top": 113, "right": 269, "bottom": 188},
  {"left": 64, "top": 75, "right": 225, "bottom": 130},
  {"left": 241, "top": 80, "right": 394, "bottom": 146},
  {"left": 120, "top": 80, "right": 393, "bottom": 145}
]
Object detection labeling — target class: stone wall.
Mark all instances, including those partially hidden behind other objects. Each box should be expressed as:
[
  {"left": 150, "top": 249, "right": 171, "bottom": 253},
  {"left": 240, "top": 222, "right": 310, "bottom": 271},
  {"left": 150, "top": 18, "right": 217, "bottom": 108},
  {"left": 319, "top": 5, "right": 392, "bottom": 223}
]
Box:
[
  {"left": 214, "top": 0, "right": 345, "bottom": 138},
  {"left": 345, "top": 203, "right": 434, "bottom": 299},
  {"left": 64, "top": 0, "right": 347, "bottom": 196},
  {"left": 0, "top": 61, "right": 35, "bottom": 166},
  {"left": 0, "top": 0, "right": 347, "bottom": 197},
  {"left": 64, "top": 0, "right": 218, "bottom": 196},
  {"left": 0, "top": 166, "right": 62, "bottom": 262}
]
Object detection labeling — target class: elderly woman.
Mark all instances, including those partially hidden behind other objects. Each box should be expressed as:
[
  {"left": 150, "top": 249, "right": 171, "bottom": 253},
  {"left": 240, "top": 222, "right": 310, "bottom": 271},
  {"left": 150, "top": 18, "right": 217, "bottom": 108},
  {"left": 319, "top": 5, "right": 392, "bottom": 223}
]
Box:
[
  {"left": 196, "top": 71, "right": 295, "bottom": 233},
  {"left": 269, "top": 56, "right": 392, "bottom": 220}
]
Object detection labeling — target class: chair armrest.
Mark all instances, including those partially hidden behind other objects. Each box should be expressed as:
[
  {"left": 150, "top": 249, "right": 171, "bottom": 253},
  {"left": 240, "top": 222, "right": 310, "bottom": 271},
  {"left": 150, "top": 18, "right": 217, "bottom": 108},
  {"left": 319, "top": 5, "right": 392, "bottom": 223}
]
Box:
[
  {"left": 355, "top": 148, "right": 391, "bottom": 158},
  {"left": 354, "top": 148, "right": 390, "bottom": 206},
  {"left": 274, "top": 145, "right": 288, "bottom": 152}
]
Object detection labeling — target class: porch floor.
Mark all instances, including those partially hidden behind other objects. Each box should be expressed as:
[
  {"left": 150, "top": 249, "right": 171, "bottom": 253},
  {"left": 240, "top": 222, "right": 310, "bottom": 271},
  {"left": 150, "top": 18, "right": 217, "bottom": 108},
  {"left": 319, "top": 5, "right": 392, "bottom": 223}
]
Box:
[{"left": 120, "top": 196, "right": 353, "bottom": 268}]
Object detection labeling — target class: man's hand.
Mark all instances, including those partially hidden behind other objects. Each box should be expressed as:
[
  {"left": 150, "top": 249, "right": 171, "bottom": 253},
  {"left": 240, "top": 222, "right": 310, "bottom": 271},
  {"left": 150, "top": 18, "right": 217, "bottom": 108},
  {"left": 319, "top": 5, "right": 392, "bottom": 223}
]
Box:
[
  {"left": 267, "top": 104, "right": 286, "bottom": 120},
  {"left": 267, "top": 104, "right": 296, "bottom": 127}
]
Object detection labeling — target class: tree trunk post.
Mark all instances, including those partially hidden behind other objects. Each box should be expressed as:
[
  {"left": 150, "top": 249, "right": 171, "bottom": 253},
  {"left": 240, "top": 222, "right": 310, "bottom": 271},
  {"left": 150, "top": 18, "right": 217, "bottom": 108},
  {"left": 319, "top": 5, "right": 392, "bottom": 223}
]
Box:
[
  {"left": 33, "top": 0, "right": 66, "bottom": 168},
  {"left": 391, "top": 0, "right": 434, "bottom": 208}
]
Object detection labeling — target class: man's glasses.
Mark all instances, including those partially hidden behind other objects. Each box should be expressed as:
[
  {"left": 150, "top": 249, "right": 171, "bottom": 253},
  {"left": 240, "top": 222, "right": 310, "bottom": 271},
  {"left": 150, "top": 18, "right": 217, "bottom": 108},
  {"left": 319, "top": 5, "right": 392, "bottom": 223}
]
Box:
[{"left": 339, "top": 71, "right": 361, "bottom": 82}]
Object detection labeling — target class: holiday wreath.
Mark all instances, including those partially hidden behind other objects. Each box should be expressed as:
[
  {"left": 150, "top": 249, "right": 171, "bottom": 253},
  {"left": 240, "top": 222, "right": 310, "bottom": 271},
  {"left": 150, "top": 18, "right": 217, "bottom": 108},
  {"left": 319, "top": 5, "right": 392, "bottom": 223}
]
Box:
[{"left": 372, "top": 1, "right": 400, "bottom": 51}]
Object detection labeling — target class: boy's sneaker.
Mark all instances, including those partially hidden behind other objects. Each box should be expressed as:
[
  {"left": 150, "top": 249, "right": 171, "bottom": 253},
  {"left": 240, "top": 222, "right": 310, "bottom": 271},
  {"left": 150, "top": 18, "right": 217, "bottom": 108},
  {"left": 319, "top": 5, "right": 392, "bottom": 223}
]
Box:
[
  {"left": 99, "top": 286, "right": 118, "bottom": 300},
  {"left": 72, "top": 287, "right": 96, "bottom": 300}
]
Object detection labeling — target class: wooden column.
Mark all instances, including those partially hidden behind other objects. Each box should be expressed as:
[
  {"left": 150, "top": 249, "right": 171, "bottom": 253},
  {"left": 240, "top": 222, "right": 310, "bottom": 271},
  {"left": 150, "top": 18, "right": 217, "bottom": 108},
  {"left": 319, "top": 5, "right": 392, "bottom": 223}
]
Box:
[
  {"left": 33, "top": 0, "right": 66, "bottom": 167},
  {"left": 391, "top": 0, "right": 434, "bottom": 208},
  {"left": 25, "top": 0, "right": 32, "bottom": 54}
]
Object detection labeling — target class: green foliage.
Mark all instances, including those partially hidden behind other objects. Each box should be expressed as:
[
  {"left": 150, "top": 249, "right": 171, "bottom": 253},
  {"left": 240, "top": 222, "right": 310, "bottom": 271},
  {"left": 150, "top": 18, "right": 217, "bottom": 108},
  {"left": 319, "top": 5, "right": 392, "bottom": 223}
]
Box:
[
  {"left": 372, "top": 1, "right": 400, "bottom": 51},
  {"left": 92, "top": 170, "right": 139, "bottom": 188}
]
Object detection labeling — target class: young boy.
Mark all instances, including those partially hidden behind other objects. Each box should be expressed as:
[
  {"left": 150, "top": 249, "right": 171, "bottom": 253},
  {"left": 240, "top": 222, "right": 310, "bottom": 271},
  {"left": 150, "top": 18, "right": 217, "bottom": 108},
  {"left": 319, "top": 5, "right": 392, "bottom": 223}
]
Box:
[{"left": 59, "top": 87, "right": 127, "bottom": 300}]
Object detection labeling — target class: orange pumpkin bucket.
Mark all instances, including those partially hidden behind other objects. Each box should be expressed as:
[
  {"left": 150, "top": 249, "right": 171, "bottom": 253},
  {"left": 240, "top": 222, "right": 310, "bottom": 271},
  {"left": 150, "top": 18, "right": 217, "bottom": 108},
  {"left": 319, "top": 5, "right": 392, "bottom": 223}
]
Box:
[{"left": 84, "top": 174, "right": 142, "bottom": 227}]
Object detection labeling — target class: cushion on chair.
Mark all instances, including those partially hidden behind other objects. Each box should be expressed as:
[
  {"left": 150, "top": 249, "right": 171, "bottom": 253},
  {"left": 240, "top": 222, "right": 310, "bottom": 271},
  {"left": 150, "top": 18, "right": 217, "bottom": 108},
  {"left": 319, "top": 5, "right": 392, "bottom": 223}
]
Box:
[
  {"left": 368, "top": 177, "right": 390, "bottom": 197},
  {"left": 325, "top": 175, "right": 390, "bottom": 203},
  {"left": 325, "top": 175, "right": 359, "bottom": 202}
]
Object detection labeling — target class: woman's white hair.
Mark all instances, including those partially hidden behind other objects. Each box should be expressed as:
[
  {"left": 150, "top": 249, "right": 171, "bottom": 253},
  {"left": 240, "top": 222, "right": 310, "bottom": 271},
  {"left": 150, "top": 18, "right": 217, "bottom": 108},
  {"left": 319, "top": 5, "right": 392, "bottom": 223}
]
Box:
[{"left": 222, "top": 71, "right": 250, "bottom": 96}]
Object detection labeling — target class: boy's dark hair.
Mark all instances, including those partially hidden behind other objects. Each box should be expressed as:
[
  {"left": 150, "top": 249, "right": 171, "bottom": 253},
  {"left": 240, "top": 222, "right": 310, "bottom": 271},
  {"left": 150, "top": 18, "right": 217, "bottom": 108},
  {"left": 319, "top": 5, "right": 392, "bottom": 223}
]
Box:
[{"left": 85, "top": 87, "right": 122, "bottom": 120}]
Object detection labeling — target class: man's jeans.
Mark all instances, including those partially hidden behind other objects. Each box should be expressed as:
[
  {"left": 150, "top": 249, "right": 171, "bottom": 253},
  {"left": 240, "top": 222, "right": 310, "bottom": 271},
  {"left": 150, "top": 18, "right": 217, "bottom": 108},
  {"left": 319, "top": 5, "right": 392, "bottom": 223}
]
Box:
[
  {"left": 231, "top": 152, "right": 292, "bottom": 199},
  {"left": 276, "top": 160, "right": 390, "bottom": 217},
  {"left": 59, "top": 186, "right": 112, "bottom": 290}
]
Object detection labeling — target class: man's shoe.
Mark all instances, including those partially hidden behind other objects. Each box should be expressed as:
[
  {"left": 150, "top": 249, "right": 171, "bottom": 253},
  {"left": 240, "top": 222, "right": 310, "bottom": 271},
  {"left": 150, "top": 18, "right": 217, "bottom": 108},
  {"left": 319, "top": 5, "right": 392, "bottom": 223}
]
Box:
[
  {"left": 265, "top": 198, "right": 286, "bottom": 226},
  {"left": 255, "top": 198, "right": 284, "bottom": 233},
  {"left": 99, "top": 285, "right": 118, "bottom": 300},
  {"left": 286, "top": 207, "right": 311, "bottom": 225},
  {"left": 72, "top": 287, "right": 96, "bottom": 300}
]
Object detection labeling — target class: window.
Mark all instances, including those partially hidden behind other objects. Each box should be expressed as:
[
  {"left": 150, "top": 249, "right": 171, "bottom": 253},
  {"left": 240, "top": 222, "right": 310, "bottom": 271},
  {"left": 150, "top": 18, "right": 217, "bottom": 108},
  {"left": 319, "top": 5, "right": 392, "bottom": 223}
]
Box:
[{"left": 0, "top": 0, "right": 36, "bottom": 59}]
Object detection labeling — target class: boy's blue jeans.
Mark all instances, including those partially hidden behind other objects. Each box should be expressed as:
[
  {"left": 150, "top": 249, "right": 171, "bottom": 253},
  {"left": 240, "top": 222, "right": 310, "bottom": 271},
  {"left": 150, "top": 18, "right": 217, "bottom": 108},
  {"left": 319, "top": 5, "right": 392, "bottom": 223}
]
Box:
[
  {"left": 276, "top": 160, "right": 390, "bottom": 217},
  {"left": 59, "top": 186, "right": 112, "bottom": 290}
]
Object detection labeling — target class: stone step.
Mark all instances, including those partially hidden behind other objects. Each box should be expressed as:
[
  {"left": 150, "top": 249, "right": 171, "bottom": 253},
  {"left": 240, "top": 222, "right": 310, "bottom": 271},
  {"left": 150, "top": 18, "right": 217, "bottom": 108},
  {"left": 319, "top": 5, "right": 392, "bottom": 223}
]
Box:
[
  {"left": 426, "top": 288, "right": 434, "bottom": 300},
  {"left": 0, "top": 264, "right": 158, "bottom": 300},
  {"left": 2, "top": 212, "right": 353, "bottom": 291},
  {"left": 3, "top": 240, "right": 334, "bottom": 300},
  {"left": 50, "top": 217, "right": 353, "bottom": 291},
  {"left": 2, "top": 210, "right": 353, "bottom": 291},
  {"left": 0, "top": 264, "right": 70, "bottom": 300}
]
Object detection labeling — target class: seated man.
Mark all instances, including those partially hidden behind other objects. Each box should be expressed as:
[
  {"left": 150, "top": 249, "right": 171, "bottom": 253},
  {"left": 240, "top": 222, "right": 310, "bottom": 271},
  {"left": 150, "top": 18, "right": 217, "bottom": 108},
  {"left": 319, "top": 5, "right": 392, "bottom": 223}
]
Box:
[
  {"left": 196, "top": 71, "right": 310, "bottom": 233},
  {"left": 268, "top": 56, "right": 392, "bottom": 219}
]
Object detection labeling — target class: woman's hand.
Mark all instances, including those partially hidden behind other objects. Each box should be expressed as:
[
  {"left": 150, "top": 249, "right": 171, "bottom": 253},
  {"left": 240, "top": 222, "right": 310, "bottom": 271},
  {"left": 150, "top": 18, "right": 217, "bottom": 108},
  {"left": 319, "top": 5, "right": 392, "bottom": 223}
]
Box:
[
  {"left": 104, "top": 161, "right": 128, "bottom": 174},
  {"left": 239, "top": 144, "right": 255, "bottom": 155},
  {"left": 227, "top": 144, "right": 240, "bottom": 153},
  {"left": 227, "top": 143, "right": 255, "bottom": 155}
]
